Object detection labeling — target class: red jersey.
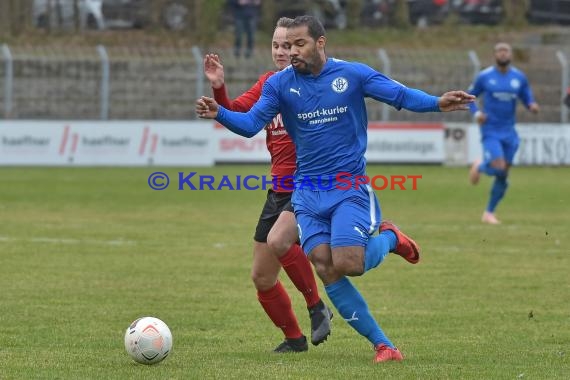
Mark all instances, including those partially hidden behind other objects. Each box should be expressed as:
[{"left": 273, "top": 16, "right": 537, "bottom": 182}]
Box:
[{"left": 213, "top": 71, "right": 296, "bottom": 192}]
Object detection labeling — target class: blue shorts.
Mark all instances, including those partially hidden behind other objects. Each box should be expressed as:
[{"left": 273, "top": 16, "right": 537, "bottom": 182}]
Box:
[
  {"left": 291, "top": 185, "right": 381, "bottom": 255},
  {"left": 482, "top": 135, "right": 520, "bottom": 165}
]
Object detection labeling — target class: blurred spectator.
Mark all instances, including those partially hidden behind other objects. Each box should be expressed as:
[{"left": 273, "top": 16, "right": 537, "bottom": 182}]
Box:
[
  {"left": 229, "top": 0, "right": 261, "bottom": 59},
  {"left": 565, "top": 87, "right": 570, "bottom": 109}
]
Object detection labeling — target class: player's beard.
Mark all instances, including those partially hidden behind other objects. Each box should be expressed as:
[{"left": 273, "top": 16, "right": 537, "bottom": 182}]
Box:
[
  {"left": 291, "top": 47, "right": 320, "bottom": 74},
  {"left": 291, "top": 57, "right": 311, "bottom": 74},
  {"left": 496, "top": 58, "right": 510, "bottom": 68}
]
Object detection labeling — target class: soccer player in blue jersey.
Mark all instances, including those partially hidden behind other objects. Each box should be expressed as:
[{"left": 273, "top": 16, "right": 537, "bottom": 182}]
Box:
[
  {"left": 196, "top": 15, "right": 474, "bottom": 363},
  {"left": 468, "top": 42, "right": 539, "bottom": 224}
]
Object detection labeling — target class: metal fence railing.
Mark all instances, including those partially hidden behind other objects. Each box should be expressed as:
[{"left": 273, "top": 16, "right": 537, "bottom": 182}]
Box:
[{"left": 1, "top": 44, "right": 569, "bottom": 123}]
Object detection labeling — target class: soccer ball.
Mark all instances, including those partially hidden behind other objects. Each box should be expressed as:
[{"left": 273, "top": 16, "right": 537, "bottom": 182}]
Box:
[{"left": 124, "top": 316, "right": 173, "bottom": 365}]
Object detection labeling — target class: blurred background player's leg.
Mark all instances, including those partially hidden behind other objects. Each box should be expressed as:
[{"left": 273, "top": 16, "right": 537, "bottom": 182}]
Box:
[{"left": 473, "top": 138, "right": 508, "bottom": 224}]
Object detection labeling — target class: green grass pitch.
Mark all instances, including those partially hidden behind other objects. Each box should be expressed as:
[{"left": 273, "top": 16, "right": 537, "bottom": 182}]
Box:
[{"left": 0, "top": 165, "right": 568, "bottom": 379}]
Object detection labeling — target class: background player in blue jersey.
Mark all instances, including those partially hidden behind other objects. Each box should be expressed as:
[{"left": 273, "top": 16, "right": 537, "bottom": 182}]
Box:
[
  {"left": 196, "top": 15, "right": 474, "bottom": 363},
  {"left": 468, "top": 42, "right": 539, "bottom": 224}
]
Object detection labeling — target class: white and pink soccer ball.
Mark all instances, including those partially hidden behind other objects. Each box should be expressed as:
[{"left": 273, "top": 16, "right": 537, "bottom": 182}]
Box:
[{"left": 124, "top": 317, "right": 173, "bottom": 365}]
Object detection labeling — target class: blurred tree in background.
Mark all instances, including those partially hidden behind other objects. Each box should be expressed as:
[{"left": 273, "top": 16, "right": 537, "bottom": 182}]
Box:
[
  {"left": 504, "top": 0, "right": 529, "bottom": 27},
  {"left": 260, "top": 0, "right": 277, "bottom": 32},
  {"left": 390, "top": 0, "right": 410, "bottom": 28},
  {"left": 143, "top": 0, "right": 226, "bottom": 45},
  {"left": 346, "top": 0, "right": 363, "bottom": 29},
  {"left": 0, "top": 0, "right": 9, "bottom": 36},
  {"left": 0, "top": 0, "right": 32, "bottom": 36},
  {"left": 194, "top": 0, "right": 226, "bottom": 46},
  {"left": 73, "top": 0, "right": 81, "bottom": 30}
]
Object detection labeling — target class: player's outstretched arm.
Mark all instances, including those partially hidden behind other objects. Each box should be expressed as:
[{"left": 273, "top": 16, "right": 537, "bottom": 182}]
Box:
[
  {"left": 438, "top": 91, "right": 476, "bottom": 112},
  {"left": 196, "top": 95, "right": 271, "bottom": 138}
]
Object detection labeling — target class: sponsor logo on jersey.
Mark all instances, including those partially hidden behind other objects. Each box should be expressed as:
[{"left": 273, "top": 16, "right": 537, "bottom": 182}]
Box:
[{"left": 297, "top": 105, "right": 349, "bottom": 125}]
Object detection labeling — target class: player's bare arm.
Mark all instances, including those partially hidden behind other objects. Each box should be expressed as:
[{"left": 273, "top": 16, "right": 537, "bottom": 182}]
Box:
[
  {"left": 528, "top": 102, "right": 540, "bottom": 114},
  {"left": 196, "top": 96, "right": 219, "bottom": 119},
  {"left": 438, "top": 91, "right": 476, "bottom": 112},
  {"left": 203, "top": 54, "right": 225, "bottom": 89}
]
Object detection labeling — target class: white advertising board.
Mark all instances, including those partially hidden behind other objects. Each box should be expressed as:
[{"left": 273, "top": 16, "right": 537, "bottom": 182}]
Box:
[
  {"left": 67, "top": 122, "right": 148, "bottom": 166},
  {"left": 214, "top": 123, "right": 270, "bottom": 163},
  {"left": 142, "top": 122, "right": 214, "bottom": 166},
  {"left": 3, "top": 121, "right": 568, "bottom": 167},
  {"left": 467, "top": 123, "right": 570, "bottom": 166},
  {"left": 0, "top": 121, "right": 215, "bottom": 166},
  {"left": 0, "top": 122, "right": 70, "bottom": 165},
  {"left": 365, "top": 122, "right": 445, "bottom": 163}
]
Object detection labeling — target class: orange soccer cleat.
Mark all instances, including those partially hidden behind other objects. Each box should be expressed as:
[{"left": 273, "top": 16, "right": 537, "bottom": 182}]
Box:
[
  {"left": 380, "top": 221, "right": 420, "bottom": 264},
  {"left": 373, "top": 344, "right": 404, "bottom": 363}
]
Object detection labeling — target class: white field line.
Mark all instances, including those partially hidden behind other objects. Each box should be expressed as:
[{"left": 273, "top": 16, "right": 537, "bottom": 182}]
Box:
[
  {"left": 406, "top": 224, "right": 525, "bottom": 231},
  {"left": 0, "top": 236, "right": 136, "bottom": 246},
  {"left": 428, "top": 245, "right": 562, "bottom": 255}
]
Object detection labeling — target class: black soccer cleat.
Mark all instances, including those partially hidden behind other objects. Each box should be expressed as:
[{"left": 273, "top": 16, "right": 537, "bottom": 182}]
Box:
[
  {"left": 308, "top": 300, "right": 333, "bottom": 346},
  {"left": 273, "top": 335, "right": 309, "bottom": 353}
]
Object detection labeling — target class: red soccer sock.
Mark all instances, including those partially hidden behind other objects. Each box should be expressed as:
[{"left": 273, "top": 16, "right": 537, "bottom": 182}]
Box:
[
  {"left": 278, "top": 244, "right": 321, "bottom": 308},
  {"left": 257, "top": 281, "right": 303, "bottom": 339}
]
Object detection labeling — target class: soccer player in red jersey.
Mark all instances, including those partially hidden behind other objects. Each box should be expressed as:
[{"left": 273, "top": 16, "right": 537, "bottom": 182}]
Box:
[{"left": 203, "top": 17, "right": 332, "bottom": 353}]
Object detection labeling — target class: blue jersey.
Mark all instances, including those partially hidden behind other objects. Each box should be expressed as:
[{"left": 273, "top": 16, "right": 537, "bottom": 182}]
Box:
[
  {"left": 468, "top": 65, "right": 535, "bottom": 137},
  {"left": 216, "top": 58, "right": 439, "bottom": 184}
]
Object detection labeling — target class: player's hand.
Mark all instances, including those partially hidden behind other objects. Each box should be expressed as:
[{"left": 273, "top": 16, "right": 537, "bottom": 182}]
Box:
[
  {"left": 474, "top": 110, "right": 487, "bottom": 125},
  {"left": 438, "top": 91, "right": 476, "bottom": 112},
  {"left": 203, "top": 54, "right": 224, "bottom": 89},
  {"left": 196, "top": 96, "right": 219, "bottom": 119},
  {"left": 528, "top": 102, "right": 540, "bottom": 114}
]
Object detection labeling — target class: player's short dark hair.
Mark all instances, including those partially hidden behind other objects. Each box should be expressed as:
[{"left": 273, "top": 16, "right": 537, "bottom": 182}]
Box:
[
  {"left": 289, "top": 15, "right": 326, "bottom": 41},
  {"left": 276, "top": 17, "right": 294, "bottom": 29}
]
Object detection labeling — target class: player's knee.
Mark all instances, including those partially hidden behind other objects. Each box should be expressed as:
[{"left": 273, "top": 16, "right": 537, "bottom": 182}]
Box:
[
  {"left": 490, "top": 159, "right": 507, "bottom": 171},
  {"left": 250, "top": 269, "right": 276, "bottom": 291},
  {"left": 266, "top": 232, "right": 290, "bottom": 256},
  {"left": 310, "top": 257, "right": 339, "bottom": 284},
  {"left": 311, "top": 258, "right": 328, "bottom": 277},
  {"left": 333, "top": 254, "right": 364, "bottom": 276},
  {"left": 331, "top": 247, "right": 365, "bottom": 276}
]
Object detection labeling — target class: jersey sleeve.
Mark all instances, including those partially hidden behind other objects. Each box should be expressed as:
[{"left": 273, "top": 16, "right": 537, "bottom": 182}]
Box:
[
  {"left": 358, "top": 63, "right": 406, "bottom": 109},
  {"left": 358, "top": 63, "right": 439, "bottom": 112},
  {"left": 212, "top": 72, "right": 272, "bottom": 112},
  {"left": 518, "top": 74, "right": 536, "bottom": 108},
  {"left": 215, "top": 76, "right": 281, "bottom": 138}
]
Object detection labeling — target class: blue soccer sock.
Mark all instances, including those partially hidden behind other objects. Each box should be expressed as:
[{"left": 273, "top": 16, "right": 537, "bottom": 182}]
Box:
[
  {"left": 364, "top": 230, "right": 397, "bottom": 272},
  {"left": 478, "top": 162, "right": 506, "bottom": 177},
  {"left": 325, "top": 277, "right": 394, "bottom": 348},
  {"left": 486, "top": 175, "right": 508, "bottom": 213}
]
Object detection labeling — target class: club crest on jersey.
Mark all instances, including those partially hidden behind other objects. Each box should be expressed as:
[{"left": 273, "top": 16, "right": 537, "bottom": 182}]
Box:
[
  {"left": 331, "top": 77, "right": 348, "bottom": 93},
  {"left": 510, "top": 78, "right": 520, "bottom": 89}
]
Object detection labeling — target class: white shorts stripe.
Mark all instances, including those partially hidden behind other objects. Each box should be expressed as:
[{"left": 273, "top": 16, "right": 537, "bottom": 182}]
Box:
[{"left": 366, "top": 184, "right": 377, "bottom": 234}]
